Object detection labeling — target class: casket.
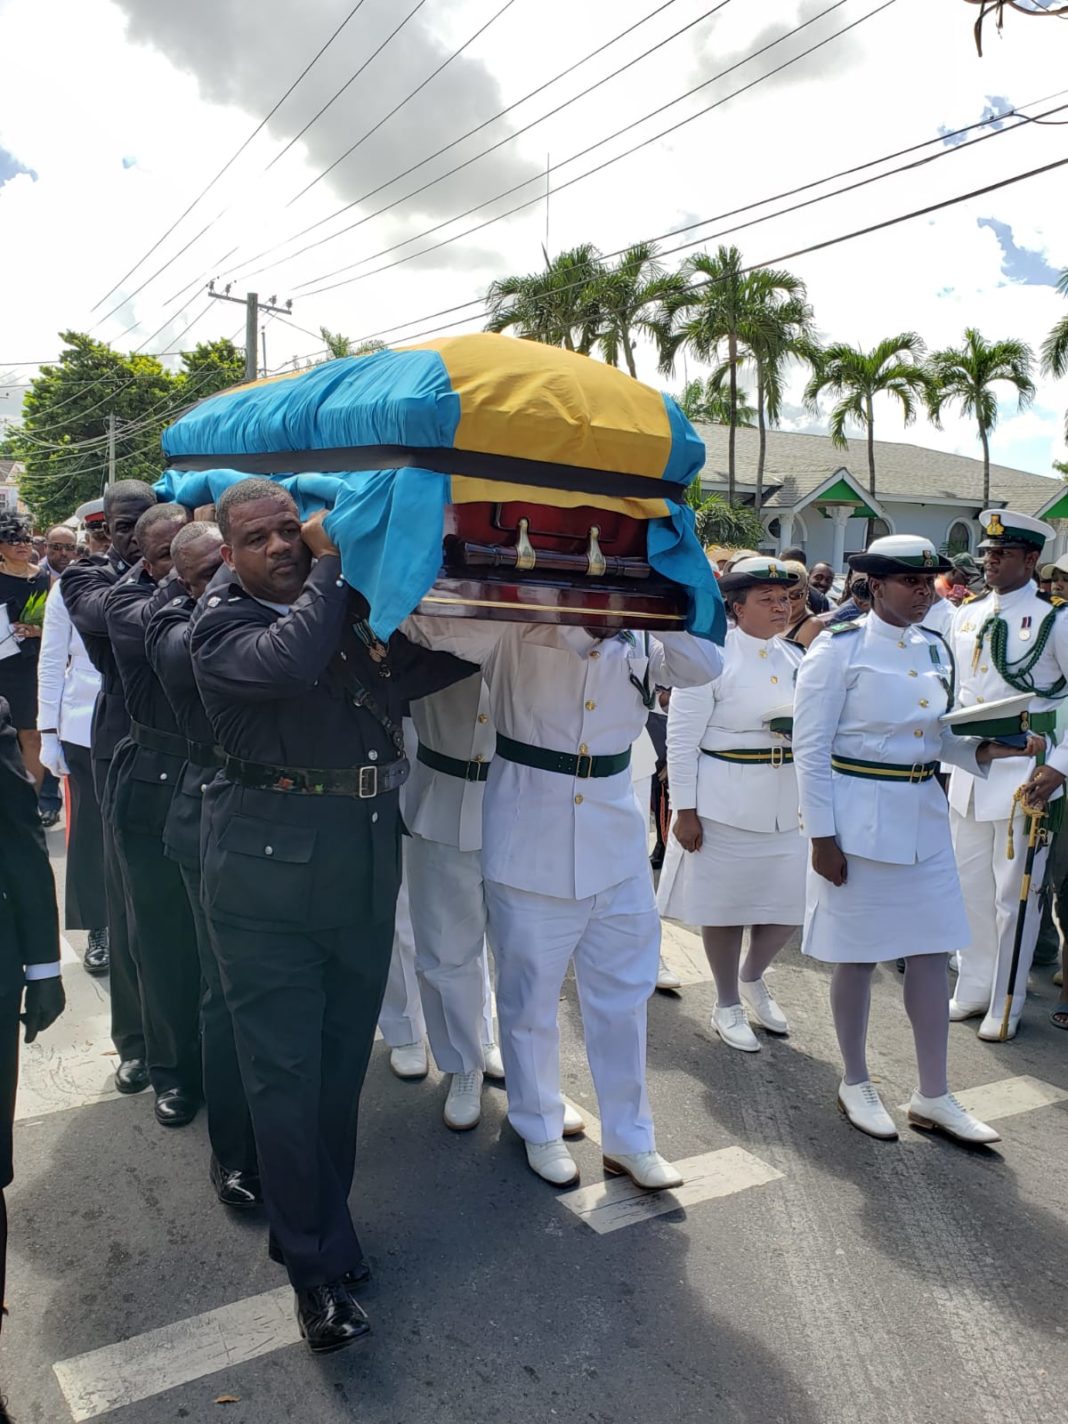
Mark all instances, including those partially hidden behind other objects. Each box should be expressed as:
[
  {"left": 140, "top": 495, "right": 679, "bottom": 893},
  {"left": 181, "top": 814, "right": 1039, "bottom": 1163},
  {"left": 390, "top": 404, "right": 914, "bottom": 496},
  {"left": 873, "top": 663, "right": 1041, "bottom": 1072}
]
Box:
[{"left": 159, "top": 333, "right": 720, "bottom": 639}]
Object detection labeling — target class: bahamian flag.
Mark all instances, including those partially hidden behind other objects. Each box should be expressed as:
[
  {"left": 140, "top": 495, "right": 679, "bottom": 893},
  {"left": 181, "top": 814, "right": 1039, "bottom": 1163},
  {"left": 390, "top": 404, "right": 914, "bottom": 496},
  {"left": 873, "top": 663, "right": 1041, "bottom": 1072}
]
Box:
[{"left": 157, "top": 333, "right": 724, "bottom": 643}]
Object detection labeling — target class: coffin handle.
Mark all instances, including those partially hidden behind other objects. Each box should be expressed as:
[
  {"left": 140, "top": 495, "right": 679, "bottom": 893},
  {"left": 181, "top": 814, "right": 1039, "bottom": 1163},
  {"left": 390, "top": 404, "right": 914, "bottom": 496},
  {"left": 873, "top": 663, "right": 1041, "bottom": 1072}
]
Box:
[
  {"left": 586, "top": 525, "right": 606, "bottom": 577},
  {"left": 514, "top": 517, "right": 536, "bottom": 571}
]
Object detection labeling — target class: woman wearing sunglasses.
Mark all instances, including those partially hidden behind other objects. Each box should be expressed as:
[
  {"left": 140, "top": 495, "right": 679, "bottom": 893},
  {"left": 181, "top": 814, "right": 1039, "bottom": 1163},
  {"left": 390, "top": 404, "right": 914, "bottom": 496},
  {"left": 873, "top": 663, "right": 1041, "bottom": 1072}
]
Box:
[{"left": 0, "top": 514, "right": 51, "bottom": 795}]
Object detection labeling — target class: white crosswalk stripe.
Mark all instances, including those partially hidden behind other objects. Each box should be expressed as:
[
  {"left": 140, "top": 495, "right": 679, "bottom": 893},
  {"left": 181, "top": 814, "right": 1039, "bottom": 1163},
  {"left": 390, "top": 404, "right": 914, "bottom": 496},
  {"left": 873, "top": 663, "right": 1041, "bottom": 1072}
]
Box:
[{"left": 898, "top": 1074, "right": 1068, "bottom": 1122}]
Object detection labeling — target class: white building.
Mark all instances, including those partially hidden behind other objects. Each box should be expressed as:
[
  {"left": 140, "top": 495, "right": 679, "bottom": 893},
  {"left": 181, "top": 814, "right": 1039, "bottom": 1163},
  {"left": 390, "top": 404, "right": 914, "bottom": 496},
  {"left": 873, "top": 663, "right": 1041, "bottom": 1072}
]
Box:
[{"left": 692, "top": 425, "right": 1068, "bottom": 570}]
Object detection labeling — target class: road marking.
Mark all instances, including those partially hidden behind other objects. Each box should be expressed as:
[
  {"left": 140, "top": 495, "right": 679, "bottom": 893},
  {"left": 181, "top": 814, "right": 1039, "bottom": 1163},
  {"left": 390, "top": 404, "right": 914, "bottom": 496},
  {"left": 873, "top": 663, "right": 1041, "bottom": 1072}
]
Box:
[
  {"left": 659, "top": 920, "right": 712, "bottom": 985},
  {"left": 899, "top": 1075, "right": 1068, "bottom": 1123},
  {"left": 15, "top": 938, "right": 117, "bottom": 1122},
  {"left": 562, "top": 1094, "right": 602, "bottom": 1145},
  {"left": 558, "top": 1146, "right": 783, "bottom": 1235},
  {"left": 53, "top": 1287, "right": 298, "bottom": 1422}
]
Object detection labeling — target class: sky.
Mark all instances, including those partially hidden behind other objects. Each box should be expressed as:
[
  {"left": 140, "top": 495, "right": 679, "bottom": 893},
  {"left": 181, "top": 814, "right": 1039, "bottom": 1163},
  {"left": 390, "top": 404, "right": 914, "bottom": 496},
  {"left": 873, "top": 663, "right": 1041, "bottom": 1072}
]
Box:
[{"left": 2, "top": 0, "right": 1068, "bottom": 483}]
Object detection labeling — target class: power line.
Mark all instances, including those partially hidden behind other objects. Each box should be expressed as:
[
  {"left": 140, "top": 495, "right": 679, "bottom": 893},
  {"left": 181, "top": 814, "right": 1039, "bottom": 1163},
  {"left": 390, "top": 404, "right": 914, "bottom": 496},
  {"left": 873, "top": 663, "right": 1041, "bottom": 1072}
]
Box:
[
  {"left": 217, "top": 0, "right": 692, "bottom": 283},
  {"left": 340, "top": 92, "right": 1068, "bottom": 349},
  {"left": 89, "top": 0, "right": 371, "bottom": 317},
  {"left": 295, "top": 0, "right": 893, "bottom": 299}
]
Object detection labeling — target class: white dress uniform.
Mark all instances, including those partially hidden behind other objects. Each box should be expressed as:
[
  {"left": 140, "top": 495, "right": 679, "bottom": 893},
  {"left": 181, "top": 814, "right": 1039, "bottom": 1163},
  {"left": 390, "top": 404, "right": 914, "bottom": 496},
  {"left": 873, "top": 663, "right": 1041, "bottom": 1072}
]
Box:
[
  {"left": 793, "top": 612, "right": 982, "bottom": 963},
  {"left": 377, "top": 719, "right": 427, "bottom": 1051},
  {"left": 406, "top": 617, "right": 722, "bottom": 1155},
  {"left": 630, "top": 725, "right": 658, "bottom": 840},
  {"left": 405, "top": 673, "right": 496, "bottom": 1074},
  {"left": 36, "top": 580, "right": 99, "bottom": 748},
  {"left": 946, "top": 580, "right": 1068, "bottom": 1021},
  {"left": 657, "top": 627, "right": 805, "bottom": 926}
]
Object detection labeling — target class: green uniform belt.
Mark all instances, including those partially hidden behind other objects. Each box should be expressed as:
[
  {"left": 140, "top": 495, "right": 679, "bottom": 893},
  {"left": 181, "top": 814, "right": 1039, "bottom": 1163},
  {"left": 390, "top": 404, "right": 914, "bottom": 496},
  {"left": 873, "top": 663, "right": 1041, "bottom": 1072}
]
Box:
[
  {"left": 495, "top": 733, "right": 631, "bottom": 779},
  {"left": 130, "top": 721, "right": 187, "bottom": 760},
  {"left": 831, "top": 756, "right": 938, "bottom": 783},
  {"left": 224, "top": 754, "right": 408, "bottom": 798},
  {"left": 703, "top": 747, "right": 794, "bottom": 766},
  {"left": 952, "top": 709, "right": 1057, "bottom": 738},
  {"left": 417, "top": 743, "right": 491, "bottom": 782}
]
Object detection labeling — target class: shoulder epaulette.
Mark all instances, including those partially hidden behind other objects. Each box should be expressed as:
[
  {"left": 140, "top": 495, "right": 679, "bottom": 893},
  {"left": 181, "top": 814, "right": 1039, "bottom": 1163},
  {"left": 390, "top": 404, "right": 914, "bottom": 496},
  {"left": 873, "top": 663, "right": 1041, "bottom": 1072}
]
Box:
[{"left": 829, "top": 620, "right": 862, "bottom": 635}]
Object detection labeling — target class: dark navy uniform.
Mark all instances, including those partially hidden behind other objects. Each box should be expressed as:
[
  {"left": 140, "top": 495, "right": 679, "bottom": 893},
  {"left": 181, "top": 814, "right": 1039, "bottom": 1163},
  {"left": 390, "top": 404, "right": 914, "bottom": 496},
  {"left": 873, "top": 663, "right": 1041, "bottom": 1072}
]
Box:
[
  {"left": 104, "top": 563, "right": 201, "bottom": 1097},
  {"left": 60, "top": 553, "right": 144, "bottom": 1065},
  {"left": 146, "top": 590, "right": 256, "bottom": 1177},
  {"left": 191, "top": 556, "right": 473, "bottom": 1291}
]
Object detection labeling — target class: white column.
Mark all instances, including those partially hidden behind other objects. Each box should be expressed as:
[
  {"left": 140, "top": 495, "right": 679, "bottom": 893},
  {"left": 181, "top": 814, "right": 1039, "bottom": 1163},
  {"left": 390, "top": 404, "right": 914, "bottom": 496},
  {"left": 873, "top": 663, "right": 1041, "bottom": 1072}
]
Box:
[
  {"left": 777, "top": 512, "right": 795, "bottom": 554},
  {"left": 828, "top": 506, "right": 851, "bottom": 572}
]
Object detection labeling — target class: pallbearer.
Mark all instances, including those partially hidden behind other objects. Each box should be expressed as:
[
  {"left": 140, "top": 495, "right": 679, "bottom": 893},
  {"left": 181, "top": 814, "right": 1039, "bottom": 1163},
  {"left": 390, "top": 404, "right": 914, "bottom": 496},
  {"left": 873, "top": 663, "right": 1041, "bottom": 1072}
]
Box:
[
  {"left": 656, "top": 557, "right": 805, "bottom": 1051},
  {"left": 945, "top": 509, "right": 1068, "bottom": 1039},
  {"left": 793, "top": 535, "right": 1010, "bottom": 1143}
]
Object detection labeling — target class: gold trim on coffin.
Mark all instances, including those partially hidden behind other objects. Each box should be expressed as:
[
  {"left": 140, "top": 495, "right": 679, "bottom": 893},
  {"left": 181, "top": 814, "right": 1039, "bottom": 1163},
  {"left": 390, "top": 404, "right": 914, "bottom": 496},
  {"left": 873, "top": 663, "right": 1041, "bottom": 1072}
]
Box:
[{"left": 419, "top": 593, "right": 686, "bottom": 621}]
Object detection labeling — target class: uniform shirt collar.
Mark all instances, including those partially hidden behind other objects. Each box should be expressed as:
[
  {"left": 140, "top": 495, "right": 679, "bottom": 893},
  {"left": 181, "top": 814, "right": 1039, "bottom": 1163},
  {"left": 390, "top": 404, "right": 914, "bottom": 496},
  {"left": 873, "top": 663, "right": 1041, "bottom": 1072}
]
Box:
[
  {"left": 991, "top": 582, "right": 1033, "bottom": 611},
  {"left": 733, "top": 626, "right": 781, "bottom": 652},
  {"left": 867, "top": 610, "right": 915, "bottom": 640}
]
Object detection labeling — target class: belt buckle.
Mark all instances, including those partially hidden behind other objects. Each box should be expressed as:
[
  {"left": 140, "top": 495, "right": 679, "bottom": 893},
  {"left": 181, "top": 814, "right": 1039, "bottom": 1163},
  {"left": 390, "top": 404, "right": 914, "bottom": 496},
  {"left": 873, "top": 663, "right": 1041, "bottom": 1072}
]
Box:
[
  {"left": 466, "top": 758, "right": 483, "bottom": 782},
  {"left": 358, "top": 764, "right": 379, "bottom": 799},
  {"left": 1021, "top": 711, "right": 1031, "bottom": 733},
  {"left": 909, "top": 763, "right": 926, "bottom": 784},
  {"left": 576, "top": 753, "right": 594, "bottom": 779},
  {"left": 770, "top": 745, "right": 784, "bottom": 768}
]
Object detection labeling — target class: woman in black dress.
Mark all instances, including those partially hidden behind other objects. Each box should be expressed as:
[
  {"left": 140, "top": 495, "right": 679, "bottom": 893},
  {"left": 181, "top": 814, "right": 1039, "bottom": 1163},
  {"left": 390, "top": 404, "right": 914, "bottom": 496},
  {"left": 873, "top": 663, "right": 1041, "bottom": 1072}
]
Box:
[{"left": 0, "top": 513, "right": 50, "bottom": 792}]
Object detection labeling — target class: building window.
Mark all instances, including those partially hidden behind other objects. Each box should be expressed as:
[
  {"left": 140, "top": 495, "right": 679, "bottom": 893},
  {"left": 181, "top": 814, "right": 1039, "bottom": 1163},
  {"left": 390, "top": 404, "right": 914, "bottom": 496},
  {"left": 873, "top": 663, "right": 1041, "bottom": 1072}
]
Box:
[
  {"left": 868, "top": 517, "right": 894, "bottom": 540},
  {"left": 945, "top": 519, "right": 974, "bottom": 555}
]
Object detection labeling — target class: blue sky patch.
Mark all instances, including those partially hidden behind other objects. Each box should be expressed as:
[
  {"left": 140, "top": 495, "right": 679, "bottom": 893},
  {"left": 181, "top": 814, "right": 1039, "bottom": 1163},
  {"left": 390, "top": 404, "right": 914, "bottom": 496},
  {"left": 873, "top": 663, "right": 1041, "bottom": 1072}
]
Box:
[
  {"left": 977, "top": 217, "right": 1061, "bottom": 286},
  {"left": 940, "top": 95, "right": 1012, "bottom": 147},
  {"left": 0, "top": 145, "right": 38, "bottom": 191}
]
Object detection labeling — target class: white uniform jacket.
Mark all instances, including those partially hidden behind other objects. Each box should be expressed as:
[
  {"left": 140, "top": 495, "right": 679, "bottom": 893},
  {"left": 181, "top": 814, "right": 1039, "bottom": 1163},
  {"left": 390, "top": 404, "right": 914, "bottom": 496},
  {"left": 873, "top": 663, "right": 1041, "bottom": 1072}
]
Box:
[
  {"left": 405, "top": 619, "right": 723, "bottom": 899},
  {"left": 36, "top": 580, "right": 100, "bottom": 748},
  {"left": 667, "top": 627, "right": 802, "bottom": 833},
  {"left": 946, "top": 585, "right": 1068, "bottom": 822},
  {"left": 405, "top": 673, "right": 493, "bottom": 853},
  {"left": 793, "top": 612, "right": 982, "bottom": 866}
]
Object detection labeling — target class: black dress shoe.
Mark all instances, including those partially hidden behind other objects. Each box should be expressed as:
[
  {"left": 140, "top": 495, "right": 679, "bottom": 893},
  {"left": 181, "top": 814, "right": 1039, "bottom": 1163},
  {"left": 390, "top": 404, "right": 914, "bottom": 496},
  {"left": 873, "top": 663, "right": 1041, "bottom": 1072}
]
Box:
[
  {"left": 210, "top": 1158, "right": 262, "bottom": 1209},
  {"left": 39, "top": 808, "right": 61, "bottom": 829},
  {"left": 84, "top": 929, "right": 110, "bottom": 977},
  {"left": 115, "top": 1058, "right": 149, "bottom": 1095},
  {"left": 267, "top": 1238, "right": 370, "bottom": 1286},
  {"left": 154, "top": 1088, "right": 199, "bottom": 1127},
  {"left": 294, "top": 1281, "right": 371, "bottom": 1355}
]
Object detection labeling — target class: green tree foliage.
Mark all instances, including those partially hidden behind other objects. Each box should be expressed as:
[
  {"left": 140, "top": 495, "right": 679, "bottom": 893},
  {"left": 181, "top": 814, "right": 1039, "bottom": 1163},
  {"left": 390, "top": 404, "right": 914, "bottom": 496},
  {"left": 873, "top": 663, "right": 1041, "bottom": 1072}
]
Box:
[
  {"left": 585, "top": 242, "right": 683, "bottom": 377},
  {"left": 926, "top": 328, "right": 1036, "bottom": 507},
  {"left": 12, "top": 332, "right": 245, "bottom": 528},
  {"left": 674, "top": 374, "right": 757, "bottom": 427},
  {"left": 485, "top": 244, "right": 602, "bottom": 353},
  {"left": 690, "top": 493, "right": 766, "bottom": 551},
  {"left": 319, "top": 326, "right": 355, "bottom": 358},
  {"left": 1041, "top": 270, "right": 1068, "bottom": 441}
]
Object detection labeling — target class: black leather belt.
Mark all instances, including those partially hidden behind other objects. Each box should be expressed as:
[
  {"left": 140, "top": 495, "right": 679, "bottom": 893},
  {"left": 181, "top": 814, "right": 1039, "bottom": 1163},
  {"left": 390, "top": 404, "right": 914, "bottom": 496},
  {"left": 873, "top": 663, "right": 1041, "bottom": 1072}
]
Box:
[
  {"left": 417, "top": 743, "right": 491, "bottom": 782},
  {"left": 188, "top": 738, "right": 224, "bottom": 769},
  {"left": 496, "top": 733, "right": 631, "bottom": 779},
  {"left": 130, "top": 721, "right": 187, "bottom": 759},
  {"left": 223, "top": 754, "right": 409, "bottom": 798}
]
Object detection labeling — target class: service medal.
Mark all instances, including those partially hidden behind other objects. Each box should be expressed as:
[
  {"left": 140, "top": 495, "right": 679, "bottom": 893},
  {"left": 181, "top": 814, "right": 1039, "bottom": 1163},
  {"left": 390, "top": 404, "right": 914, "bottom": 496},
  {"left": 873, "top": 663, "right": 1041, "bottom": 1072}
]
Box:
[{"left": 1020, "top": 615, "right": 1032, "bottom": 643}]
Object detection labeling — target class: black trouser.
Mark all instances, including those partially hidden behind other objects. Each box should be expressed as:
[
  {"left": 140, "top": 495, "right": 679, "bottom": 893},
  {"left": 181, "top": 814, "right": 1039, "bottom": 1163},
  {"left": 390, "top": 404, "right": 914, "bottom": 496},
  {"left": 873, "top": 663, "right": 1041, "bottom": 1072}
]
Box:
[
  {"left": 179, "top": 863, "right": 257, "bottom": 1175},
  {"left": 114, "top": 825, "right": 201, "bottom": 1096},
  {"left": 0, "top": 987, "right": 20, "bottom": 1328},
  {"left": 38, "top": 769, "right": 62, "bottom": 816},
  {"left": 91, "top": 755, "right": 144, "bottom": 1063},
  {"left": 62, "top": 742, "right": 107, "bottom": 930},
  {"left": 210, "top": 916, "right": 394, "bottom": 1290}
]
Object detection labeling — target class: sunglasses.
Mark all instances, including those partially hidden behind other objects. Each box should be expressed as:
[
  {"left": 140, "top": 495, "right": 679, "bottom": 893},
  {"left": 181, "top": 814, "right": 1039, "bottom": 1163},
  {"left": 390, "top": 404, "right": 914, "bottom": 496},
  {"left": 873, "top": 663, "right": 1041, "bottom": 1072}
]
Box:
[
  {"left": 47, "top": 541, "right": 76, "bottom": 551},
  {"left": 0, "top": 533, "right": 31, "bottom": 545}
]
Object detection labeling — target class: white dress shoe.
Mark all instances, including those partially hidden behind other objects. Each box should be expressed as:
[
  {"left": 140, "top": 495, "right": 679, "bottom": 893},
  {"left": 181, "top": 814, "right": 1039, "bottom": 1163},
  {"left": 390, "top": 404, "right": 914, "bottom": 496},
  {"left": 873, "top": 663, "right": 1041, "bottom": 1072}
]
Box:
[
  {"left": 711, "top": 1003, "right": 760, "bottom": 1052},
  {"left": 602, "top": 1151, "right": 683, "bottom": 1191},
  {"left": 978, "top": 1013, "right": 1019, "bottom": 1042},
  {"left": 738, "top": 976, "right": 789, "bottom": 1035},
  {"left": 907, "top": 1091, "right": 1001, "bottom": 1145},
  {"left": 443, "top": 1069, "right": 483, "bottom": 1130},
  {"left": 656, "top": 957, "right": 682, "bottom": 991},
  {"left": 482, "top": 1041, "right": 506, "bottom": 1081},
  {"left": 948, "top": 952, "right": 961, "bottom": 975},
  {"left": 389, "top": 1041, "right": 428, "bottom": 1080},
  {"left": 562, "top": 1101, "right": 586, "bottom": 1138},
  {"left": 525, "top": 1139, "right": 579, "bottom": 1187},
  {"left": 948, "top": 998, "right": 986, "bottom": 1022},
  {"left": 836, "top": 1079, "right": 898, "bottom": 1140}
]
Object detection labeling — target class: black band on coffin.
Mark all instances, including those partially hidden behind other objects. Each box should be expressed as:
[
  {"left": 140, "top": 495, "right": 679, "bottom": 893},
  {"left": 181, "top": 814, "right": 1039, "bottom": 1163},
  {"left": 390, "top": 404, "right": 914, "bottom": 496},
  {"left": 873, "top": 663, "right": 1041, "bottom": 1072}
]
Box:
[{"left": 165, "top": 443, "right": 688, "bottom": 505}]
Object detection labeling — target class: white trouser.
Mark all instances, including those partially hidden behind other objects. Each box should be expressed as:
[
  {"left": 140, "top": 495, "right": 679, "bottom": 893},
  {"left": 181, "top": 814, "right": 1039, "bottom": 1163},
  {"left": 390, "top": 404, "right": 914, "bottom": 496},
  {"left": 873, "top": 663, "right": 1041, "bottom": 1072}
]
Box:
[
  {"left": 950, "top": 808, "right": 1048, "bottom": 1021},
  {"left": 406, "top": 834, "right": 495, "bottom": 1073},
  {"left": 484, "top": 874, "right": 660, "bottom": 1155},
  {"left": 377, "top": 862, "right": 426, "bottom": 1048}
]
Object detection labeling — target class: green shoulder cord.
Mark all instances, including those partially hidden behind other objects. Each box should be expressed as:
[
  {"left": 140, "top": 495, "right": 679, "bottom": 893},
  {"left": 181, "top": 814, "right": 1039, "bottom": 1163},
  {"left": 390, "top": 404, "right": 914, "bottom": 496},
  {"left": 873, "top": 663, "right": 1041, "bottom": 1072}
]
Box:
[
  {"left": 972, "top": 607, "right": 1068, "bottom": 699},
  {"left": 624, "top": 631, "right": 656, "bottom": 710}
]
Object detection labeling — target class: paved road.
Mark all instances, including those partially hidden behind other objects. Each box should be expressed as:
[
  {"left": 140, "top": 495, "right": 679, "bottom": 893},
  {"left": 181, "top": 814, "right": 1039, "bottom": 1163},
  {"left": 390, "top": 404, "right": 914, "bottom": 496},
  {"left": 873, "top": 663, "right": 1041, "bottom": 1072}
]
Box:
[{"left": 3, "top": 826, "right": 1067, "bottom": 1423}]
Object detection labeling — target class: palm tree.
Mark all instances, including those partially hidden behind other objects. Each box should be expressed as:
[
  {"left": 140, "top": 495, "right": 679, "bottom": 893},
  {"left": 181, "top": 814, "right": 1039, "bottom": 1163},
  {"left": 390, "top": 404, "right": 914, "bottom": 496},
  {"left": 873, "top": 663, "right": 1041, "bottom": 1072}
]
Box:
[
  {"left": 743, "top": 289, "right": 815, "bottom": 511},
  {"left": 804, "top": 334, "right": 929, "bottom": 517},
  {"left": 927, "top": 328, "right": 1036, "bottom": 506},
  {"left": 319, "top": 327, "right": 354, "bottom": 358},
  {"left": 675, "top": 373, "right": 757, "bottom": 427},
  {"left": 485, "top": 244, "right": 602, "bottom": 353},
  {"left": 664, "top": 246, "right": 804, "bottom": 505},
  {"left": 1041, "top": 268, "right": 1068, "bottom": 439},
  {"left": 586, "top": 241, "right": 684, "bottom": 378}
]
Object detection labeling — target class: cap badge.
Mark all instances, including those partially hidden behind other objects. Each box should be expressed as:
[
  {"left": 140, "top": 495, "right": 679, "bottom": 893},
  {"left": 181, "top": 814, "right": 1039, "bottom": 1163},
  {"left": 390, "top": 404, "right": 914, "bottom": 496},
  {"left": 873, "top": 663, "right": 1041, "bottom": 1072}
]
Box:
[
  {"left": 922, "top": 549, "right": 935, "bottom": 567},
  {"left": 986, "top": 514, "right": 1006, "bottom": 538}
]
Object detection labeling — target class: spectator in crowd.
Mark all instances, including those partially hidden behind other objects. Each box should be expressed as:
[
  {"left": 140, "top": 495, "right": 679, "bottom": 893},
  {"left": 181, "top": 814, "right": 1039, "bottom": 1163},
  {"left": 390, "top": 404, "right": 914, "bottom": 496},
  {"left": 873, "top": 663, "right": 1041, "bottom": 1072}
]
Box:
[
  {"left": 781, "top": 549, "right": 833, "bottom": 614},
  {"left": 783, "top": 562, "right": 825, "bottom": 651},
  {"left": 825, "top": 572, "right": 872, "bottom": 624},
  {"left": 39, "top": 528, "right": 77, "bottom": 582},
  {"left": 0, "top": 514, "right": 51, "bottom": 800}
]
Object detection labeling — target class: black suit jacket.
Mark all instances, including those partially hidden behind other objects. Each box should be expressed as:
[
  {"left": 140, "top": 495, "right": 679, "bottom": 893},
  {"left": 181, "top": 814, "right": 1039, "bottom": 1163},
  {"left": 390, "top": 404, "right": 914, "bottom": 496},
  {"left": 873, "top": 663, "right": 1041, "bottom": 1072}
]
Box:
[{"left": 0, "top": 699, "right": 60, "bottom": 995}]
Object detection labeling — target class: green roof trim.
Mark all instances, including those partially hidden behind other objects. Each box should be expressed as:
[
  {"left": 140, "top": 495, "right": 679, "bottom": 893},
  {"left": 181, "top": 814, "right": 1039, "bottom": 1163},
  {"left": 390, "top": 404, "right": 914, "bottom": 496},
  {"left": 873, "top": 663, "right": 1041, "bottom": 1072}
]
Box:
[
  {"left": 815, "top": 476, "right": 878, "bottom": 518},
  {"left": 1038, "top": 490, "right": 1068, "bottom": 522}
]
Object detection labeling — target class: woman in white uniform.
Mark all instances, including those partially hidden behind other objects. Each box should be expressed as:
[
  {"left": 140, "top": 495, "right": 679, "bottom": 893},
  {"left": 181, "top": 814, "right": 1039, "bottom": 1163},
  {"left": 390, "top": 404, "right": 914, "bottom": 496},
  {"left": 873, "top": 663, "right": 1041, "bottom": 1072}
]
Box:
[
  {"left": 657, "top": 557, "right": 806, "bottom": 1050},
  {"left": 792, "top": 535, "right": 1014, "bottom": 1144}
]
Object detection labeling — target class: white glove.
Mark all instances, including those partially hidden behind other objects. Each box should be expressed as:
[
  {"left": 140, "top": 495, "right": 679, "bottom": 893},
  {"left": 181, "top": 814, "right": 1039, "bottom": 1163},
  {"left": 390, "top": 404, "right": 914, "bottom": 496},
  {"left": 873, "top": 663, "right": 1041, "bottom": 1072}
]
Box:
[{"left": 40, "top": 732, "right": 69, "bottom": 778}]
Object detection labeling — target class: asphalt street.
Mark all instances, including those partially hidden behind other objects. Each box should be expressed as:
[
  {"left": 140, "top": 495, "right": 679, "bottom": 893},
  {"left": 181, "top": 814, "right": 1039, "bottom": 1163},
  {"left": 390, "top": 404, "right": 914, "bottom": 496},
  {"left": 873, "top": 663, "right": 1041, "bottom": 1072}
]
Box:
[{"left": 3, "top": 824, "right": 1067, "bottom": 1424}]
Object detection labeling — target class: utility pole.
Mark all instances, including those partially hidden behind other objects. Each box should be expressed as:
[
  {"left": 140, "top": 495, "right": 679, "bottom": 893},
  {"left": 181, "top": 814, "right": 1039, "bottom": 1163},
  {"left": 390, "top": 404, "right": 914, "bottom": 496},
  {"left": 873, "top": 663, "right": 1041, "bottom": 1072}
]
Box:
[
  {"left": 207, "top": 282, "right": 293, "bottom": 381},
  {"left": 106, "top": 413, "right": 116, "bottom": 487},
  {"left": 261, "top": 325, "right": 268, "bottom": 379}
]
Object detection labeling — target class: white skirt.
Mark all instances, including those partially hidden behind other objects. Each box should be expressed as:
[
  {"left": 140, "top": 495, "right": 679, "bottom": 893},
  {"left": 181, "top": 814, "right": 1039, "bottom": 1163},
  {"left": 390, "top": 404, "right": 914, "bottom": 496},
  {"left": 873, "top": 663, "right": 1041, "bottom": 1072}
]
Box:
[
  {"left": 656, "top": 816, "right": 806, "bottom": 927},
  {"left": 802, "top": 841, "right": 970, "bottom": 964}
]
